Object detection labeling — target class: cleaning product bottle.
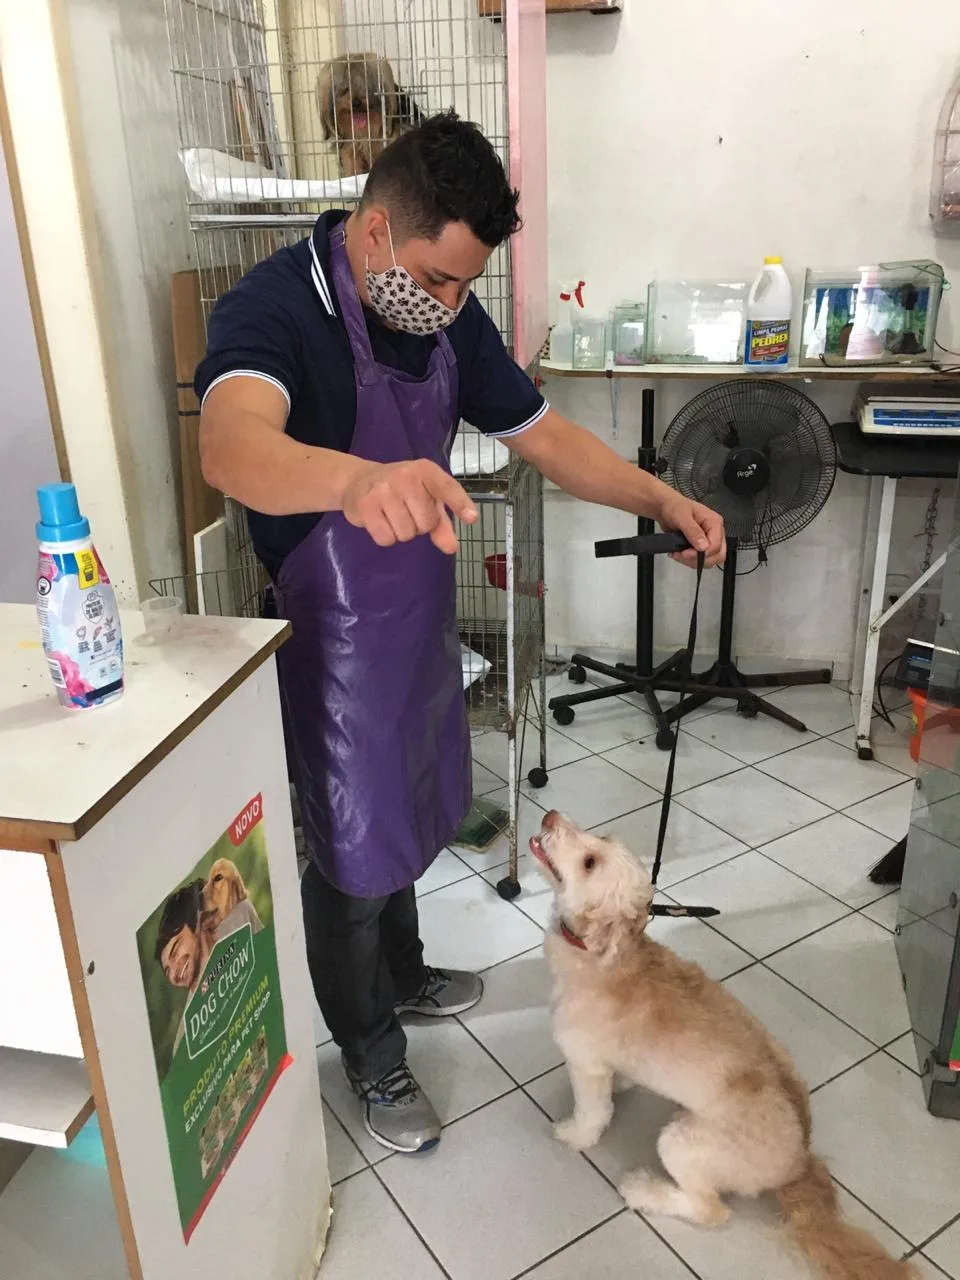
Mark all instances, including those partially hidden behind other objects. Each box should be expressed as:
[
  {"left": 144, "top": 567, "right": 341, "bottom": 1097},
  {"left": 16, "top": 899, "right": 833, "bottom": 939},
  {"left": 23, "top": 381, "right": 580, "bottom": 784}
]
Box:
[
  {"left": 35, "top": 482, "right": 124, "bottom": 710},
  {"left": 548, "top": 280, "right": 586, "bottom": 365},
  {"left": 744, "top": 257, "right": 792, "bottom": 367}
]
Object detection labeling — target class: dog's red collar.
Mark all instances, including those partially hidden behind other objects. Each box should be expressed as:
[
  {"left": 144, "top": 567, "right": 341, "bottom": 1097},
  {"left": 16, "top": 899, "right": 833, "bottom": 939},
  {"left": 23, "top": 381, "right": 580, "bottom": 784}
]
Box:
[{"left": 559, "top": 920, "right": 587, "bottom": 951}]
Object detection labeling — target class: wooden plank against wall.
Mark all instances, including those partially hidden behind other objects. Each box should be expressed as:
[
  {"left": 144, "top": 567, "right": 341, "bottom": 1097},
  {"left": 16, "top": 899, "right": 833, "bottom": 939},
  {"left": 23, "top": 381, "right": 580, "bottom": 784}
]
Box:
[{"left": 170, "top": 271, "right": 224, "bottom": 611}]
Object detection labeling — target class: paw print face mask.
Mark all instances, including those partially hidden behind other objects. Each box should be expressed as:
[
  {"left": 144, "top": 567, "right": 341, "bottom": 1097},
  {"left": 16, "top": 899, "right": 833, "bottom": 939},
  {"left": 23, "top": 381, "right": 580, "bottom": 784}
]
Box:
[{"left": 365, "top": 222, "right": 465, "bottom": 335}]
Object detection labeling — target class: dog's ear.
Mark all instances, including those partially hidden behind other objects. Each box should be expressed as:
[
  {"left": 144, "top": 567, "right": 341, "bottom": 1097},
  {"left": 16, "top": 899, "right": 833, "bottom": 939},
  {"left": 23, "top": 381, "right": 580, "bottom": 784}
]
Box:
[
  {"left": 316, "top": 62, "right": 338, "bottom": 139},
  {"left": 578, "top": 900, "right": 647, "bottom": 962},
  {"left": 576, "top": 844, "right": 653, "bottom": 961},
  {"left": 231, "top": 868, "right": 247, "bottom": 905}
]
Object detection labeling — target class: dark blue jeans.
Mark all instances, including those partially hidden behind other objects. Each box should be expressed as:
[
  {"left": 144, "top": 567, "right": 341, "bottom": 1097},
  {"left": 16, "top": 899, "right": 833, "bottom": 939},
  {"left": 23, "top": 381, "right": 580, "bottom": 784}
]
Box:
[{"left": 300, "top": 860, "right": 427, "bottom": 1081}]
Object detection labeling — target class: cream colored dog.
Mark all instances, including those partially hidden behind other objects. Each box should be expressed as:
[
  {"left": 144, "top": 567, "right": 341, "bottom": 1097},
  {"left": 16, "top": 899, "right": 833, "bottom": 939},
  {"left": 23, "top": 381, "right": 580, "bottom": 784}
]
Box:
[{"left": 531, "top": 810, "right": 916, "bottom": 1280}]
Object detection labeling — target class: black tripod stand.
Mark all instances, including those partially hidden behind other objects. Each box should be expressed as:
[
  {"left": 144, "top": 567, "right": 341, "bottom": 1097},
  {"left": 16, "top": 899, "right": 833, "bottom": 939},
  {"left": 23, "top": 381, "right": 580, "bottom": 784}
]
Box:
[
  {"left": 548, "top": 389, "right": 832, "bottom": 747},
  {"left": 548, "top": 389, "right": 689, "bottom": 749},
  {"left": 661, "top": 534, "right": 832, "bottom": 729}
]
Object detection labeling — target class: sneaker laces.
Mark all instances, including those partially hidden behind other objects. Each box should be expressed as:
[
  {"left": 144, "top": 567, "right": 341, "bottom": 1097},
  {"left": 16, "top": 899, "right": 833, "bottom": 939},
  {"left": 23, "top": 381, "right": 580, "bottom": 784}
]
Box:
[
  {"left": 357, "top": 1060, "right": 420, "bottom": 1107},
  {"left": 414, "top": 967, "right": 450, "bottom": 1000}
]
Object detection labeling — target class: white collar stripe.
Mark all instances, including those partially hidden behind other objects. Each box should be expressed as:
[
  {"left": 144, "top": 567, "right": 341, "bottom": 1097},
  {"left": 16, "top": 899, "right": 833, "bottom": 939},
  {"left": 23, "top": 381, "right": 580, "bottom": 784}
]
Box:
[{"left": 308, "top": 233, "right": 335, "bottom": 316}]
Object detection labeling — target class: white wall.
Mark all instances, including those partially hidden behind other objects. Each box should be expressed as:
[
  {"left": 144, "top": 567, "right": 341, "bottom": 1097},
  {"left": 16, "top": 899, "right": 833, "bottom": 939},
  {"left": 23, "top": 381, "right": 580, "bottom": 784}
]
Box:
[
  {"left": 0, "top": 141, "right": 62, "bottom": 604},
  {"left": 0, "top": 0, "right": 139, "bottom": 601},
  {"left": 542, "top": 0, "right": 960, "bottom": 674},
  {"left": 64, "top": 0, "right": 195, "bottom": 587}
]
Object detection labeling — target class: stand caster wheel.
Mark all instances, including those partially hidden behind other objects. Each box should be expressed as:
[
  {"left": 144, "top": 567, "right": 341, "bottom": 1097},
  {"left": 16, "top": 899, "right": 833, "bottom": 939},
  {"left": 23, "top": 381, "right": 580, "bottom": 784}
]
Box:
[
  {"left": 552, "top": 704, "right": 575, "bottom": 726},
  {"left": 857, "top": 745, "right": 874, "bottom": 761},
  {"left": 527, "top": 767, "right": 549, "bottom": 788},
  {"left": 568, "top": 665, "right": 587, "bottom": 685},
  {"left": 655, "top": 727, "right": 675, "bottom": 751},
  {"left": 496, "top": 876, "right": 521, "bottom": 901},
  {"left": 737, "top": 702, "right": 759, "bottom": 719}
]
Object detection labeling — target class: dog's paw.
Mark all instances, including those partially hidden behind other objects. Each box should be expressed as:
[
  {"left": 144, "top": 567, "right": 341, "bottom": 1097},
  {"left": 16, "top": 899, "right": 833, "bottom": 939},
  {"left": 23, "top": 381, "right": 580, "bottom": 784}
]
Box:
[
  {"left": 694, "top": 1197, "right": 732, "bottom": 1228},
  {"left": 620, "top": 1171, "right": 731, "bottom": 1227},
  {"left": 554, "top": 1116, "right": 602, "bottom": 1151},
  {"left": 620, "top": 1170, "right": 663, "bottom": 1213}
]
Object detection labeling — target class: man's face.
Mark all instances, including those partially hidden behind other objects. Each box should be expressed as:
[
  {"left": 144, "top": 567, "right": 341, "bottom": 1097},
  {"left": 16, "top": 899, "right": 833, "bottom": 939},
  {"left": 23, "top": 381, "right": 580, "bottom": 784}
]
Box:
[
  {"left": 160, "top": 924, "right": 202, "bottom": 989},
  {"left": 367, "top": 214, "right": 493, "bottom": 312}
]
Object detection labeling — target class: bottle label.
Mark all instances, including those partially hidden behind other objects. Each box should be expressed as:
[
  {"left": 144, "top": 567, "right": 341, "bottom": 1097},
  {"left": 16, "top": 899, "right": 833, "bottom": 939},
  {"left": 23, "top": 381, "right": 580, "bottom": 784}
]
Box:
[
  {"left": 746, "top": 319, "right": 790, "bottom": 365},
  {"left": 37, "top": 547, "right": 124, "bottom": 710}
]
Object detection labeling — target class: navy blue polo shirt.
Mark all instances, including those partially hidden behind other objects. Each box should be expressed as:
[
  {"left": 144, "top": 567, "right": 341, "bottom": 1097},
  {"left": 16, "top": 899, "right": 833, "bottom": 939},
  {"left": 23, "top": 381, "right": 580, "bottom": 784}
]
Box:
[{"left": 195, "top": 210, "right": 547, "bottom": 578}]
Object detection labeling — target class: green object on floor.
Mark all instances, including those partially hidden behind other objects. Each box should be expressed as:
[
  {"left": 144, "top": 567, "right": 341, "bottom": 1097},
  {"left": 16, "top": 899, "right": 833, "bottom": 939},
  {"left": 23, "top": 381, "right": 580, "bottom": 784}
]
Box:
[{"left": 455, "top": 797, "right": 509, "bottom": 851}]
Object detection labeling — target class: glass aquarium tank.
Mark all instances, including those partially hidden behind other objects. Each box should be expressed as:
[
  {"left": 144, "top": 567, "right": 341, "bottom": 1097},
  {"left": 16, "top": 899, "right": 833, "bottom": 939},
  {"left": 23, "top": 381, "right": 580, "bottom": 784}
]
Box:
[
  {"left": 611, "top": 304, "right": 646, "bottom": 366},
  {"left": 897, "top": 466, "right": 960, "bottom": 1117},
  {"left": 645, "top": 280, "right": 747, "bottom": 365},
  {"left": 800, "top": 261, "right": 944, "bottom": 367},
  {"left": 572, "top": 314, "right": 608, "bottom": 370}
]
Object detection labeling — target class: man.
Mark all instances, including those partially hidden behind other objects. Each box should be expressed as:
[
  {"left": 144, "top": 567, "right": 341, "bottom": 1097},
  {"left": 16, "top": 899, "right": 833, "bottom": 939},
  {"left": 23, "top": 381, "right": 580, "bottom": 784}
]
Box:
[
  {"left": 196, "top": 112, "right": 725, "bottom": 1156},
  {"left": 157, "top": 873, "right": 264, "bottom": 1053},
  {"left": 157, "top": 880, "right": 210, "bottom": 994},
  {"left": 156, "top": 879, "right": 211, "bottom": 1056}
]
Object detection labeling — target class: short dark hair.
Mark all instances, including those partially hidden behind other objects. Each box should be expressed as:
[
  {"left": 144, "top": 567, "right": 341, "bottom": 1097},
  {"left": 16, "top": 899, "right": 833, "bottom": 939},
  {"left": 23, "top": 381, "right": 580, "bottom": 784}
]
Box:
[
  {"left": 361, "top": 110, "right": 521, "bottom": 249},
  {"left": 155, "top": 878, "right": 203, "bottom": 961}
]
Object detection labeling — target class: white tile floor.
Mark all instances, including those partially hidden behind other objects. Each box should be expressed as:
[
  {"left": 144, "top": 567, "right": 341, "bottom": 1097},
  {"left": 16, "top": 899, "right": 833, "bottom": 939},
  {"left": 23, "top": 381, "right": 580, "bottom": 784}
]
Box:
[{"left": 315, "top": 679, "right": 960, "bottom": 1279}]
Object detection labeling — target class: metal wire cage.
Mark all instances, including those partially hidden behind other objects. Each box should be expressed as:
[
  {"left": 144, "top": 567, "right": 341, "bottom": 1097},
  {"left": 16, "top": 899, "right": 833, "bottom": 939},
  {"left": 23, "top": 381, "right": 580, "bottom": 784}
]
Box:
[
  {"left": 458, "top": 441, "right": 548, "bottom": 894},
  {"left": 458, "top": 453, "right": 544, "bottom": 726},
  {"left": 165, "top": 0, "right": 513, "bottom": 341},
  {"left": 148, "top": 499, "right": 268, "bottom": 616}
]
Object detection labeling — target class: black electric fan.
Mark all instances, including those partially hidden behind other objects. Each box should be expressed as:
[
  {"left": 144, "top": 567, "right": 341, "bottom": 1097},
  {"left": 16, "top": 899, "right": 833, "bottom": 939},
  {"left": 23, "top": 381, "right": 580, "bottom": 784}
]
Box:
[
  {"left": 549, "top": 380, "right": 838, "bottom": 741},
  {"left": 657, "top": 377, "right": 837, "bottom": 728}
]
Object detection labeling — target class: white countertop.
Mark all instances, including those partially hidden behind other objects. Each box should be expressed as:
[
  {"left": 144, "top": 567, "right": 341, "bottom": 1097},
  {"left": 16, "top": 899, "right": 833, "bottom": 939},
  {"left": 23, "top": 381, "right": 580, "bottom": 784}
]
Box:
[{"left": 0, "top": 605, "right": 289, "bottom": 843}]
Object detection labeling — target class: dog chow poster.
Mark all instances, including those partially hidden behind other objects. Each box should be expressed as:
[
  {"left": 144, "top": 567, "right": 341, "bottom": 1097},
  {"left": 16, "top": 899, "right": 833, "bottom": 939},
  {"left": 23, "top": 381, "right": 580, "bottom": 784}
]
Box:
[{"left": 136, "top": 793, "right": 291, "bottom": 1241}]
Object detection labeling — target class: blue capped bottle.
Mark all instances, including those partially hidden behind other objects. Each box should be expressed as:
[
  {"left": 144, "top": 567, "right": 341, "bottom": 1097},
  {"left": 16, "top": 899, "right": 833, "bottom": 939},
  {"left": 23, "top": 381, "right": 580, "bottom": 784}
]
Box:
[{"left": 35, "top": 483, "right": 124, "bottom": 709}]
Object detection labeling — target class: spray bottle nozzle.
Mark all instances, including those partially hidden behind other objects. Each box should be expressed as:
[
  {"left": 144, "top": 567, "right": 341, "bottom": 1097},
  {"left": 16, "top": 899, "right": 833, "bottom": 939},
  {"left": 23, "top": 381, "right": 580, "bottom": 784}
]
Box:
[{"left": 559, "top": 280, "right": 587, "bottom": 309}]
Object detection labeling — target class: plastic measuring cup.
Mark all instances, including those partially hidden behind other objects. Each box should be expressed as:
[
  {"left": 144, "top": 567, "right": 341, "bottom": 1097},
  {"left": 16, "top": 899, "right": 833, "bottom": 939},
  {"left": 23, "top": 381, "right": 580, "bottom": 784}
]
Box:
[{"left": 140, "top": 595, "right": 184, "bottom": 641}]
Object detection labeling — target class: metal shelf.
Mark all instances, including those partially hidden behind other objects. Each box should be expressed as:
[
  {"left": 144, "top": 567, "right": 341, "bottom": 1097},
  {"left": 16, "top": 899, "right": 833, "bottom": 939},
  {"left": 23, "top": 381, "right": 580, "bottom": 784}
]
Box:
[
  {"left": 480, "top": 0, "right": 620, "bottom": 13},
  {"left": 540, "top": 359, "right": 952, "bottom": 381}
]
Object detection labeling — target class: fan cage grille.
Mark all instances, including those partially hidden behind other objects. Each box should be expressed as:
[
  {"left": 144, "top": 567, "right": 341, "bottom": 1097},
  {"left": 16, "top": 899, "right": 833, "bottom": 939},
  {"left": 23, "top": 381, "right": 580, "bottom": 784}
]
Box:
[{"left": 659, "top": 379, "right": 837, "bottom": 550}]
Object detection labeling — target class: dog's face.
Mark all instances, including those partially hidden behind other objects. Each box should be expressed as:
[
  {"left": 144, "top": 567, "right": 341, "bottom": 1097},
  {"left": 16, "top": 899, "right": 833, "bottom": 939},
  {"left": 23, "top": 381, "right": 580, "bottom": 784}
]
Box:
[
  {"left": 318, "top": 54, "right": 396, "bottom": 144},
  {"left": 531, "top": 811, "right": 653, "bottom": 956},
  {"left": 202, "top": 858, "right": 245, "bottom": 926}
]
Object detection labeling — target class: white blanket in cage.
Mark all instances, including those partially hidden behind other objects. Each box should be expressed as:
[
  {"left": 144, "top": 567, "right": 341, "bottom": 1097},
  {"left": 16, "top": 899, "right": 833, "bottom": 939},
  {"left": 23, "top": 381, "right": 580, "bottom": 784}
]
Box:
[
  {"left": 462, "top": 645, "right": 491, "bottom": 691},
  {"left": 450, "top": 432, "right": 509, "bottom": 477},
  {"left": 180, "top": 147, "right": 368, "bottom": 204}
]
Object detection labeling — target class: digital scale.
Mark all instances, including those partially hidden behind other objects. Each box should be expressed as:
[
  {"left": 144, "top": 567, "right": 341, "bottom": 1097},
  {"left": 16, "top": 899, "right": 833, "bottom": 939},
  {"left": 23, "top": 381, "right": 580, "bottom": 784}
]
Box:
[
  {"left": 858, "top": 380, "right": 960, "bottom": 437},
  {"left": 894, "top": 637, "right": 960, "bottom": 698}
]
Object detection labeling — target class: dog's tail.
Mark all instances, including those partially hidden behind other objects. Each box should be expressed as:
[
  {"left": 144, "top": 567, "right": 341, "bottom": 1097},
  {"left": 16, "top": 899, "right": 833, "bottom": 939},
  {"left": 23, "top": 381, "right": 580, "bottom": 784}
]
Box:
[{"left": 778, "top": 1156, "right": 918, "bottom": 1280}]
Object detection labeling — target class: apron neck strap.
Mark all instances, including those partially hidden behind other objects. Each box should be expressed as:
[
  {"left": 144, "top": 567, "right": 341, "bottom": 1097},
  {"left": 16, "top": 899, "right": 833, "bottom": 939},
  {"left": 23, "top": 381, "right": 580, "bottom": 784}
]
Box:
[{"left": 328, "top": 223, "right": 379, "bottom": 386}]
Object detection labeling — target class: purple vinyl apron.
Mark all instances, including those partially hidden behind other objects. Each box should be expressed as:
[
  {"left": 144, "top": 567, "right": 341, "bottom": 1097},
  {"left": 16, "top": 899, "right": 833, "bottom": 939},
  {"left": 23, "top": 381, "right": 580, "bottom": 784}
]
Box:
[{"left": 273, "top": 225, "right": 472, "bottom": 897}]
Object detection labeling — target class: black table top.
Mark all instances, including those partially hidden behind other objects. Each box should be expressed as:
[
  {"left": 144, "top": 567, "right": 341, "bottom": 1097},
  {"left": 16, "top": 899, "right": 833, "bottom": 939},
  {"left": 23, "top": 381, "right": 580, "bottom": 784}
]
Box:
[{"left": 832, "top": 421, "right": 960, "bottom": 479}]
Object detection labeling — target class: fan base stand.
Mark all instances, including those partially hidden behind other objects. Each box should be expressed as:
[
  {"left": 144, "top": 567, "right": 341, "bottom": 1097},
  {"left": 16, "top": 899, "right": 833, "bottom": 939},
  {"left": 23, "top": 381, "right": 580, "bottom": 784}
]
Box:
[
  {"left": 549, "top": 649, "right": 692, "bottom": 748},
  {"left": 658, "top": 660, "right": 832, "bottom": 734},
  {"left": 550, "top": 538, "right": 834, "bottom": 747}
]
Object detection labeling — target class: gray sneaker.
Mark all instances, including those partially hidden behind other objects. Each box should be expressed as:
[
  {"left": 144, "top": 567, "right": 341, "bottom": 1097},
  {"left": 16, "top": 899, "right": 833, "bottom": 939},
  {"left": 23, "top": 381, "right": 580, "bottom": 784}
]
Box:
[
  {"left": 394, "top": 967, "right": 483, "bottom": 1018},
  {"left": 343, "top": 1057, "right": 441, "bottom": 1154}
]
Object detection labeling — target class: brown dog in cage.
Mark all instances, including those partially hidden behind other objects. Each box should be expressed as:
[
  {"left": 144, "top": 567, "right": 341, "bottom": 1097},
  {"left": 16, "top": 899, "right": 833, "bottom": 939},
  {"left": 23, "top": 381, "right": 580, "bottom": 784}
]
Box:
[{"left": 317, "top": 52, "right": 420, "bottom": 178}]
